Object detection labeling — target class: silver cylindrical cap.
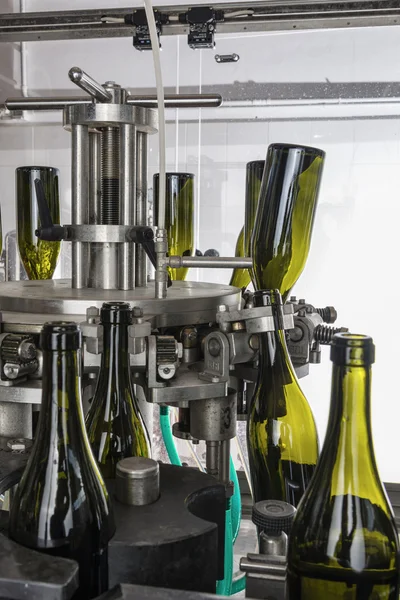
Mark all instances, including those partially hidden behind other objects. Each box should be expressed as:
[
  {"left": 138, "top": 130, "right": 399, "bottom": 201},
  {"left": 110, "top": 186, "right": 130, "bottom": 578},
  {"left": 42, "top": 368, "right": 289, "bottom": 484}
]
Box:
[{"left": 116, "top": 457, "right": 160, "bottom": 506}]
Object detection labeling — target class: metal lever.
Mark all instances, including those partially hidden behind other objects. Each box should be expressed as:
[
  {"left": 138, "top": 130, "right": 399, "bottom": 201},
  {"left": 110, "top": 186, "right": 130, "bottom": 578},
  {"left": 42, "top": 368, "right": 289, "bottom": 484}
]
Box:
[
  {"left": 68, "top": 67, "right": 112, "bottom": 103},
  {"left": 34, "top": 179, "right": 66, "bottom": 242}
]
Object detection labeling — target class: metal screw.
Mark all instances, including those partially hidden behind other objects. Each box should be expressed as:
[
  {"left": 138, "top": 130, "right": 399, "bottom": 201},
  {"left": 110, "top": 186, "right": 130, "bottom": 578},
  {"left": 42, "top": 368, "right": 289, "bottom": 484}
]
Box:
[
  {"left": 218, "top": 304, "right": 227, "bottom": 313},
  {"left": 163, "top": 367, "right": 171, "bottom": 375},
  {"left": 298, "top": 309, "right": 306, "bottom": 317},
  {"left": 299, "top": 298, "right": 306, "bottom": 304},
  {"left": 289, "top": 296, "right": 297, "bottom": 302},
  {"left": 306, "top": 306, "right": 313, "bottom": 314},
  {"left": 18, "top": 340, "right": 36, "bottom": 361},
  {"left": 133, "top": 306, "right": 143, "bottom": 318},
  {"left": 208, "top": 338, "right": 221, "bottom": 357}
]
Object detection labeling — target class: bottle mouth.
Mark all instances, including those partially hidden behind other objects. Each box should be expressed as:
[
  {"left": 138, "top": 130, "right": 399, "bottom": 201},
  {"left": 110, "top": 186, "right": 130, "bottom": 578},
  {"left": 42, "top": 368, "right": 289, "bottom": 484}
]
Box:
[
  {"left": 268, "top": 143, "right": 326, "bottom": 159},
  {"left": 101, "top": 301, "right": 132, "bottom": 324},
  {"left": 41, "top": 321, "right": 81, "bottom": 351},
  {"left": 330, "top": 332, "right": 375, "bottom": 366}
]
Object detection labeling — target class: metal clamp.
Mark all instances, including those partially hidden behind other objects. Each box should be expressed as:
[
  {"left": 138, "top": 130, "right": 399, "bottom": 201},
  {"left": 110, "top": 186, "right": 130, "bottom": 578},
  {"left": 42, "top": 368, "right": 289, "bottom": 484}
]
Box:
[
  {"left": 217, "top": 304, "right": 294, "bottom": 334},
  {"left": 199, "top": 331, "right": 230, "bottom": 383},
  {"left": 80, "top": 307, "right": 103, "bottom": 355}
]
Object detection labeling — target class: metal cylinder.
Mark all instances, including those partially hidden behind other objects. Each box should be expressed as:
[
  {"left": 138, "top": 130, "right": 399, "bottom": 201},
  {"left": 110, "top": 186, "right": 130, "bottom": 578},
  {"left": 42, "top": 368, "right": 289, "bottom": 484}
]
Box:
[
  {"left": 118, "top": 123, "right": 136, "bottom": 290},
  {"left": 116, "top": 457, "right": 160, "bottom": 506},
  {"left": 206, "top": 441, "right": 220, "bottom": 477},
  {"left": 71, "top": 123, "right": 89, "bottom": 289},
  {"left": 101, "top": 127, "right": 120, "bottom": 225},
  {"left": 87, "top": 242, "right": 118, "bottom": 289},
  {"left": 88, "top": 132, "right": 101, "bottom": 224},
  {"left": 189, "top": 391, "right": 237, "bottom": 441},
  {"left": 218, "top": 439, "right": 231, "bottom": 484},
  {"left": 136, "top": 131, "right": 148, "bottom": 287},
  {"left": 259, "top": 531, "right": 288, "bottom": 557}
]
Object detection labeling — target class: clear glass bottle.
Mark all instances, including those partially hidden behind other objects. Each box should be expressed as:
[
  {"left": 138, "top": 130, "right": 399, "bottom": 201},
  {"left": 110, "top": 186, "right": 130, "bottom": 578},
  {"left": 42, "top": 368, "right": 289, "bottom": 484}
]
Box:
[
  {"left": 9, "top": 322, "right": 114, "bottom": 600},
  {"left": 153, "top": 172, "right": 194, "bottom": 281},
  {"left": 247, "top": 290, "right": 319, "bottom": 507},
  {"left": 16, "top": 166, "right": 61, "bottom": 280},
  {"left": 86, "top": 302, "right": 150, "bottom": 479},
  {"left": 250, "top": 144, "right": 325, "bottom": 300},
  {"left": 287, "top": 333, "right": 400, "bottom": 600}
]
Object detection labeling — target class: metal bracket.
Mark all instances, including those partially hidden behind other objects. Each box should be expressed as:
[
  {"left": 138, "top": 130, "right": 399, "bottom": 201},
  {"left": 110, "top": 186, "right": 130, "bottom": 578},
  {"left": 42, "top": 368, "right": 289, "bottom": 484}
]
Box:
[
  {"left": 199, "top": 331, "right": 230, "bottom": 383},
  {"left": 217, "top": 304, "right": 294, "bottom": 334}
]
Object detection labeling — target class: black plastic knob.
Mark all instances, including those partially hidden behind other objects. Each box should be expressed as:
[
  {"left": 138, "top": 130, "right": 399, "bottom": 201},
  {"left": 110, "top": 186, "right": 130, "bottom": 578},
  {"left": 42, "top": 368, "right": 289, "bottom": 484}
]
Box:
[{"left": 252, "top": 500, "right": 296, "bottom": 535}]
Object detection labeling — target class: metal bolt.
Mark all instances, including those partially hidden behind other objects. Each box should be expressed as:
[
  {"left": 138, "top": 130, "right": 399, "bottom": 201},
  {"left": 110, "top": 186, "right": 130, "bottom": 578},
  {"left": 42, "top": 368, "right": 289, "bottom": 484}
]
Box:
[
  {"left": 306, "top": 306, "right": 313, "bottom": 314},
  {"left": 298, "top": 309, "right": 306, "bottom": 317},
  {"left": 289, "top": 296, "right": 297, "bottom": 302},
  {"left": 218, "top": 304, "right": 227, "bottom": 313},
  {"left": 289, "top": 326, "right": 303, "bottom": 342},
  {"left": 249, "top": 334, "right": 260, "bottom": 350},
  {"left": 163, "top": 367, "right": 171, "bottom": 375},
  {"left": 18, "top": 340, "right": 36, "bottom": 361},
  {"left": 133, "top": 306, "right": 143, "bottom": 318},
  {"left": 208, "top": 338, "right": 221, "bottom": 357},
  {"left": 299, "top": 299, "right": 306, "bottom": 304}
]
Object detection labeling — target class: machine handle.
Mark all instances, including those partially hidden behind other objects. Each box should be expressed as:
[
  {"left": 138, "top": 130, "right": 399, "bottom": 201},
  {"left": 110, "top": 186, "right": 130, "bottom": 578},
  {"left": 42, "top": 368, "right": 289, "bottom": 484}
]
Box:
[
  {"left": 68, "top": 67, "right": 112, "bottom": 103},
  {"left": 34, "top": 179, "right": 66, "bottom": 242}
]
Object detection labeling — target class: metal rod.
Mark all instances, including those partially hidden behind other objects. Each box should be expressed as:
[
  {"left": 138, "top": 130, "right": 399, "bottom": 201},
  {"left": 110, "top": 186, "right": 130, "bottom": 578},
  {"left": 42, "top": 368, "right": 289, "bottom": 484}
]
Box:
[
  {"left": 71, "top": 123, "right": 89, "bottom": 289},
  {"left": 168, "top": 256, "right": 253, "bottom": 269},
  {"left": 68, "top": 67, "right": 112, "bottom": 103},
  {"left": 1, "top": 2, "right": 399, "bottom": 42},
  {"left": 206, "top": 441, "right": 220, "bottom": 478},
  {"left": 88, "top": 132, "right": 101, "bottom": 224},
  {"left": 5, "top": 94, "right": 223, "bottom": 112},
  {"left": 219, "top": 439, "right": 231, "bottom": 485},
  {"left": 136, "top": 131, "right": 148, "bottom": 287},
  {"left": 119, "top": 123, "right": 136, "bottom": 290}
]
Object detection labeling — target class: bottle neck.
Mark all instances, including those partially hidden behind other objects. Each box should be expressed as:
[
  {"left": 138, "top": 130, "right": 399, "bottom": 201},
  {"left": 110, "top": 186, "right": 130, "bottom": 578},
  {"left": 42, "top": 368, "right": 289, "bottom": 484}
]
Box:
[
  {"left": 98, "top": 321, "right": 132, "bottom": 387},
  {"left": 325, "top": 363, "right": 382, "bottom": 502},
  {"left": 40, "top": 348, "right": 86, "bottom": 447}
]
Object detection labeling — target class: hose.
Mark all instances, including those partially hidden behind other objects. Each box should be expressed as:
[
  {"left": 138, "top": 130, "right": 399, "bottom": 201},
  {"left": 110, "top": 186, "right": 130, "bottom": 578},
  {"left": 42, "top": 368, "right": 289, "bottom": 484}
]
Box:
[
  {"left": 159, "top": 406, "right": 182, "bottom": 466},
  {"left": 143, "top": 0, "right": 166, "bottom": 230},
  {"left": 231, "top": 573, "right": 246, "bottom": 595},
  {"left": 230, "top": 455, "right": 241, "bottom": 545}
]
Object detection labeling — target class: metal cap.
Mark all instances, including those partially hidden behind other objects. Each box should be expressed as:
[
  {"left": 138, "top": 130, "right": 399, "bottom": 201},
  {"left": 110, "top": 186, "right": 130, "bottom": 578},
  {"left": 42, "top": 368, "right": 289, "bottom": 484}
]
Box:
[
  {"left": 252, "top": 500, "right": 296, "bottom": 534},
  {"left": 116, "top": 457, "right": 160, "bottom": 506}
]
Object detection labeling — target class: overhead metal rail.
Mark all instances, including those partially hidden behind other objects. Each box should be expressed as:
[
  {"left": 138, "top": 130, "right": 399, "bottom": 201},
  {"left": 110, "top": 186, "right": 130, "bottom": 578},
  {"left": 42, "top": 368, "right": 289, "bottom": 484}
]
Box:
[{"left": 0, "top": 1, "right": 400, "bottom": 43}]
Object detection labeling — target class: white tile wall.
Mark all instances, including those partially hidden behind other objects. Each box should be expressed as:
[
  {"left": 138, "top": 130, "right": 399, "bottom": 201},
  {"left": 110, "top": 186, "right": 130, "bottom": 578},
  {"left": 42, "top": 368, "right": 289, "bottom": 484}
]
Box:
[{"left": 1, "top": 8, "right": 400, "bottom": 481}]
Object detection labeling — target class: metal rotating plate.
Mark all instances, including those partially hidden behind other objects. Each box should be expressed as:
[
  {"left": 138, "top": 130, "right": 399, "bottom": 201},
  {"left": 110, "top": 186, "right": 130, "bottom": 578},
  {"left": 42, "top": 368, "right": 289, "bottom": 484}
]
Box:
[
  {"left": 63, "top": 103, "right": 158, "bottom": 133},
  {"left": 0, "top": 279, "right": 241, "bottom": 331}
]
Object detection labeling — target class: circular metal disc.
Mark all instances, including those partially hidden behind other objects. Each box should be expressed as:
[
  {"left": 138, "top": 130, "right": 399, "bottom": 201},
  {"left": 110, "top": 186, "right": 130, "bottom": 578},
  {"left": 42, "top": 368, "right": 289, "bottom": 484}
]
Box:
[
  {"left": 0, "top": 279, "right": 241, "bottom": 329},
  {"left": 63, "top": 103, "right": 158, "bottom": 133}
]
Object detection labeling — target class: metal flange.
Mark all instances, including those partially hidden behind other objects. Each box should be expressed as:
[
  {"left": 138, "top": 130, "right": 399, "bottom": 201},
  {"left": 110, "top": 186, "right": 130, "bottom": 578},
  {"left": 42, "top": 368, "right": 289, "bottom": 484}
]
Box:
[
  {"left": 63, "top": 102, "right": 158, "bottom": 133},
  {"left": 217, "top": 304, "right": 294, "bottom": 334}
]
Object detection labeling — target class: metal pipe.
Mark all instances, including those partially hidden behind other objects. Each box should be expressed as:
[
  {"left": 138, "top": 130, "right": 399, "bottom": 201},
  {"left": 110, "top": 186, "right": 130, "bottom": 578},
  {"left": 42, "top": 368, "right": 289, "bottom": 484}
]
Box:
[
  {"left": 219, "top": 439, "right": 231, "bottom": 485},
  {"left": 136, "top": 131, "right": 148, "bottom": 287},
  {"left": 68, "top": 67, "right": 112, "bottom": 103},
  {"left": 5, "top": 94, "right": 223, "bottom": 112},
  {"left": 168, "top": 256, "right": 253, "bottom": 269},
  {"left": 71, "top": 123, "right": 89, "bottom": 289},
  {"left": 119, "top": 123, "right": 136, "bottom": 290},
  {"left": 206, "top": 441, "right": 220, "bottom": 478}
]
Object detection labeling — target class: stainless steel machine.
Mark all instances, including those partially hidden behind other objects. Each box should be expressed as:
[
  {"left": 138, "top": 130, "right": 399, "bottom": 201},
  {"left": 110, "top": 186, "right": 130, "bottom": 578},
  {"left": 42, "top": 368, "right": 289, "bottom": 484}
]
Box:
[{"left": 0, "top": 3, "right": 374, "bottom": 598}]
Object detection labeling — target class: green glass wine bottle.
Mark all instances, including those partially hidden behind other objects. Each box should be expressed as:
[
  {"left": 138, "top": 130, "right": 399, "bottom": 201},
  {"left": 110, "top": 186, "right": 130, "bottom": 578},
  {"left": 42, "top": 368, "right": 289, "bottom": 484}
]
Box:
[
  {"left": 86, "top": 302, "right": 150, "bottom": 479},
  {"left": 247, "top": 290, "right": 319, "bottom": 508},
  {"left": 9, "top": 322, "right": 114, "bottom": 600},
  {"left": 244, "top": 160, "right": 264, "bottom": 258},
  {"left": 153, "top": 172, "right": 194, "bottom": 281},
  {"left": 250, "top": 144, "right": 325, "bottom": 300},
  {"left": 229, "top": 226, "right": 251, "bottom": 290},
  {"left": 16, "top": 166, "right": 61, "bottom": 280},
  {"left": 287, "top": 333, "right": 400, "bottom": 600}
]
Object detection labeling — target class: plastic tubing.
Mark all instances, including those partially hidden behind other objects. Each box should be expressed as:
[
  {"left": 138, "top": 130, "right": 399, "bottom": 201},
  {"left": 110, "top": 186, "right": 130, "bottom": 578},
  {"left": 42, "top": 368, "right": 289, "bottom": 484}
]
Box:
[
  {"left": 230, "top": 455, "right": 241, "bottom": 545},
  {"left": 143, "top": 0, "right": 166, "bottom": 230},
  {"left": 159, "top": 406, "right": 182, "bottom": 466},
  {"left": 231, "top": 573, "right": 246, "bottom": 595}
]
